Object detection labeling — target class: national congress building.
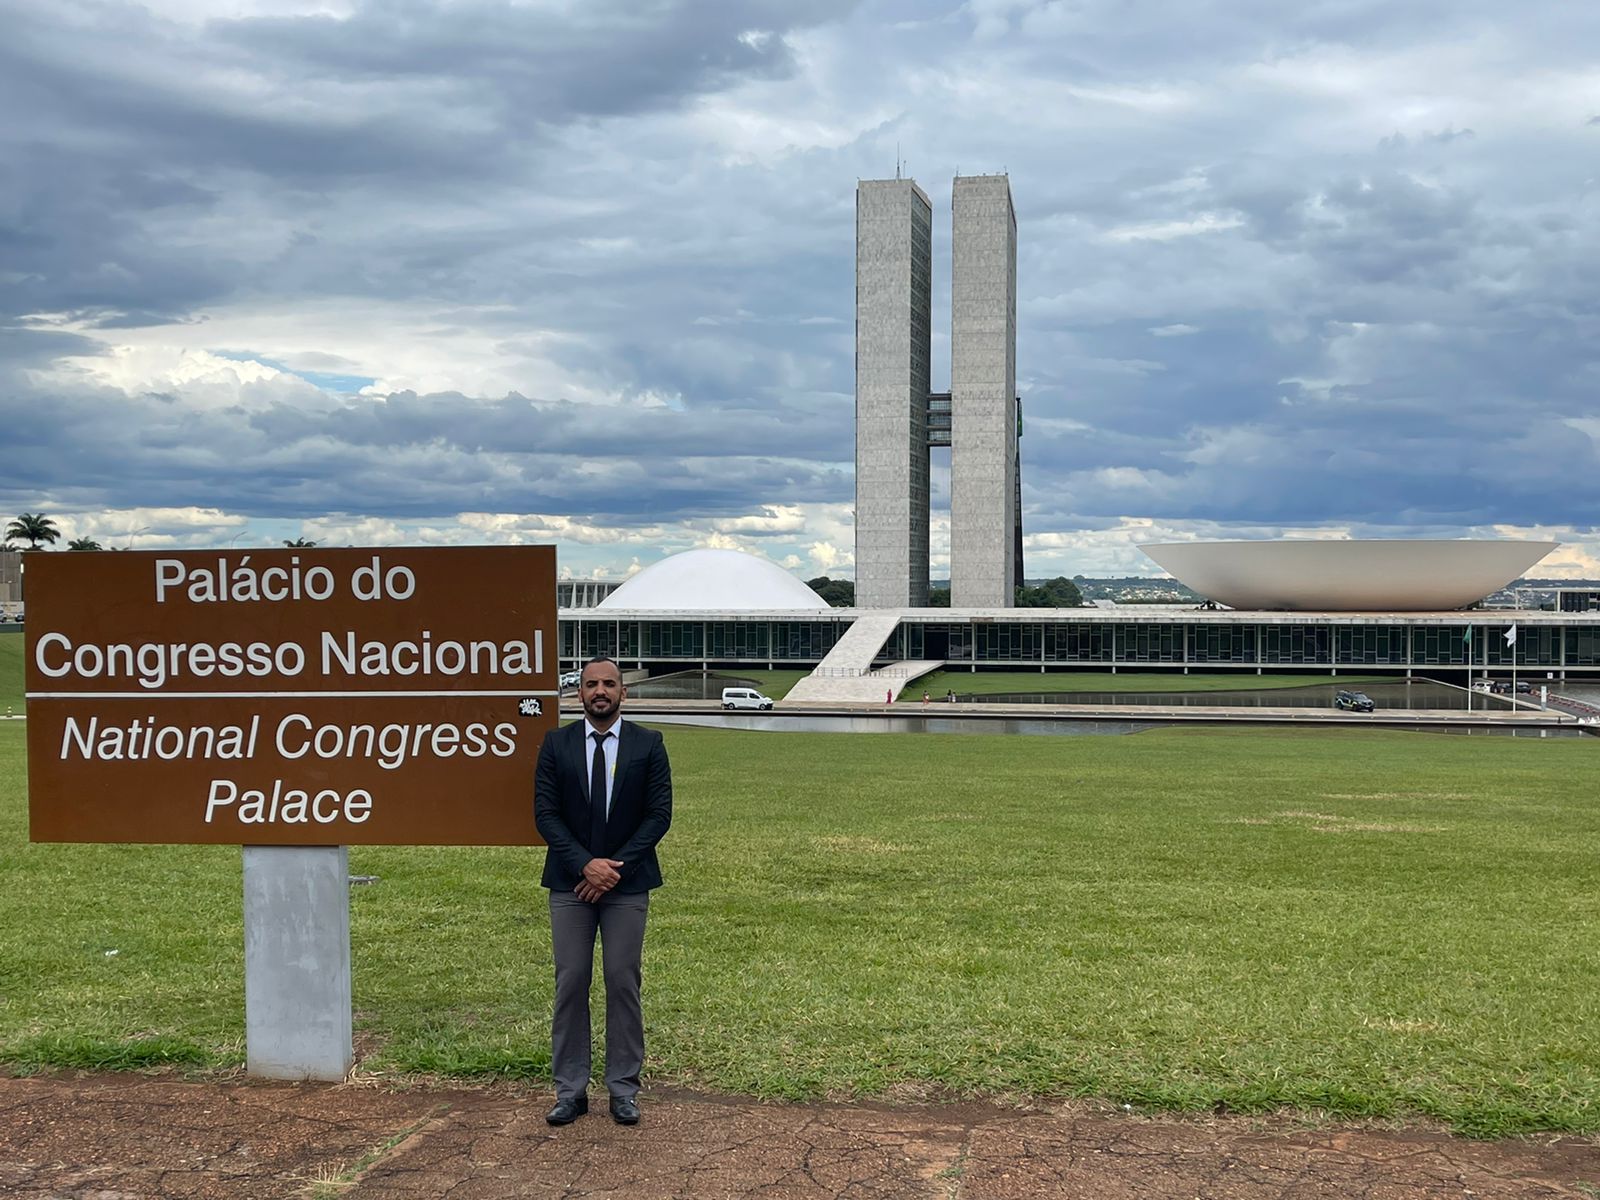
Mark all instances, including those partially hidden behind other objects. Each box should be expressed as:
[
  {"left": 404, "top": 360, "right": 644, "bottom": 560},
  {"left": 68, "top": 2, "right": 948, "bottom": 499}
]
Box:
[
  {"left": 856, "top": 174, "right": 1021, "bottom": 608},
  {"left": 553, "top": 176, "right": 1600, "bottom": 695}
]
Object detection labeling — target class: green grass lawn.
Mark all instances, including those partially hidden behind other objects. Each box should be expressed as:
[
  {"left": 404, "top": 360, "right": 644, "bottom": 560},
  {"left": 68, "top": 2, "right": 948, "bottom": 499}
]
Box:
[{"left": 3, "top": 714, "right": 1598, "bottom": 1136}]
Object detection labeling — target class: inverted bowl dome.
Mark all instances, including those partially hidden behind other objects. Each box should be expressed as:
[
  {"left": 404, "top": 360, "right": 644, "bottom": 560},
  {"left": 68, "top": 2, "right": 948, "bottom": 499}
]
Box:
[{"left": 1137, "top": 539, "right": 1557, "bottom": 611}]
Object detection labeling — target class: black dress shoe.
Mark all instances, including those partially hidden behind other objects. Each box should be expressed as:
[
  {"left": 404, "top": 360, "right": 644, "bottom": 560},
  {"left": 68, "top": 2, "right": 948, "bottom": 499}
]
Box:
[
  {"left": 609, "top": 1095, "right": 640, "bottom": 1125},
  {"left": 546, "top": 1096, "right": 588, "bottom": 1125}
]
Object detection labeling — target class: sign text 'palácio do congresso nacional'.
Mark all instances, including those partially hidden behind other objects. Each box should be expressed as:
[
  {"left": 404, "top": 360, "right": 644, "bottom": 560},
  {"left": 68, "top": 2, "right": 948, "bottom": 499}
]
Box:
[{"left": 26, "top": 547, "right": 557, "bottom": 846}]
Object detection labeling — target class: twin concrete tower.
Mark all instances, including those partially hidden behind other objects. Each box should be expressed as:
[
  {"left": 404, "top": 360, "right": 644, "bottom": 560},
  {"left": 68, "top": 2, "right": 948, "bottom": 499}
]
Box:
[{"left": 855, "top": 174, "right": 1022, "bottom": 609}]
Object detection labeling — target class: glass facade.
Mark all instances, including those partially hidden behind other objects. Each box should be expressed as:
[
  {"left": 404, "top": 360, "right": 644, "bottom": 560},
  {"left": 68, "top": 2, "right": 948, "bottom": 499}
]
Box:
[
  {"left": 769, "top": 621, "right": 839, "bottom": 660},
  {"left": 1567, "top": 626, "right": 1600, "bottom": 666},
  {"left": 1260, "top": 624, "right": 1330, "bottom": 665},
  {"left": 561, "top": 619, "right": 849, "bottom": 663},
  {"left": 1411, "top": 625, "right": 1470, "bottom": 666},
  {"left": 974, "top": 622, "right": 1041, "bottom": 661},
  {"left": 1336, "top": 625, "right": 1409, "bottom": 665},
  {"left": 1486, "top": 624, "right": 1558, "bottom": 667},
  {"left": 1191, "top": 624, "right": 1257, "bottom": 664},
  {"left": 1118, "top": 623, "right": 1185, "bottom": 663},
  {"left": 580, "top": 621, "right": 621, "bottom": 659},
  {"left": 925, "top": 393, "right": 952, "bottom": 448},
  {"left": 707, "top": 621, "right": 770, "bottom": 659},
  {"left": 1046, "top": 622, "right": 1113, "bottom": 662},
  {"left": 642, "top": 621, "right": 704, "bottom": 658},
  {"left": 559, "top": 615, "right": 1596, "bottom": 675}
]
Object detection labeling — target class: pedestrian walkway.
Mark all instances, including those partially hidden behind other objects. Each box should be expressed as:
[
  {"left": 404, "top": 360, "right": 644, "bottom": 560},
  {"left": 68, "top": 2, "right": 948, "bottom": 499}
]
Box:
[{"left": 784, "top": 610, "right": 942, "bottom": 703}]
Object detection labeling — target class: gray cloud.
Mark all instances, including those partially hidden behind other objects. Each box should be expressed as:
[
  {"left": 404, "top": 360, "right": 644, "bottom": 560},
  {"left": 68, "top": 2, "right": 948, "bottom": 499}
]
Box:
[
  {"left": 1, "top": 375, "right": 854, "bottom": 525},
  {"left": 216, "top": 1, "right": 849, "bottom": 121},
  {"left": 2, "top": 0, "right": 1598, "bottom": 572}
]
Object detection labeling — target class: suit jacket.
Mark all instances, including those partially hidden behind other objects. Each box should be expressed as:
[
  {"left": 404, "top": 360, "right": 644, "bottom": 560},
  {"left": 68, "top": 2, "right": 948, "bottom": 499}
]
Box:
[{"left": 534, "top": 718, "right": 672, "bottom": 893}]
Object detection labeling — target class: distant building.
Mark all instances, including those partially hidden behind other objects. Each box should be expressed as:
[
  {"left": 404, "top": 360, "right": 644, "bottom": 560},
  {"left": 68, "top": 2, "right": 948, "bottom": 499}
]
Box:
[
  {"left": 0, "top": 549, "right": 21, "bottom": 607},
  {"left": 854, "top": 178, "right": 933, "bottom": 608},
  {"left": 557, "top": 579, "right": 622, "bottom": 609},
  {"left": 1555, "top": 588, "right": 1600, "bottom": 613},
  {"left": 596, "top": 550, "right": 827, "bottom": 611},
  {"left": 1140, "top": 540, "right": 1557, "bottom": 612},
  {"left": 854, "top": 173, "right": 1022, "bottom": 611},
  {"left": 949, "top": 174, "right": 1021, "bottom": 607},
  {"left": 554, "top": 548, "right": 1600, "bottom": 689}
]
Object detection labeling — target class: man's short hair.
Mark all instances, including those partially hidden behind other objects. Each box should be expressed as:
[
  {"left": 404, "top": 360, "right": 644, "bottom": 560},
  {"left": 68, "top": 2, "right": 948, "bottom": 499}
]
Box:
[{"left": 583, "top": 655, "right": 622, "bottom": 675}]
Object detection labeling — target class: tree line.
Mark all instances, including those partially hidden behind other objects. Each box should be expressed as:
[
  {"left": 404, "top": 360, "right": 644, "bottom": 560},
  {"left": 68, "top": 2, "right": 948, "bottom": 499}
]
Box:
[
  {"left": 2, "top": 513, "right": 316, "bottom": 551},
  {"left": 807, "top": 575, "right": 1083, "bottom": 608},
  {"left": 3, "top": 513, "right": 96, "bottom": 551},
  {"left": 6, "top": 515, "right": 1069, "bottom": 605}
]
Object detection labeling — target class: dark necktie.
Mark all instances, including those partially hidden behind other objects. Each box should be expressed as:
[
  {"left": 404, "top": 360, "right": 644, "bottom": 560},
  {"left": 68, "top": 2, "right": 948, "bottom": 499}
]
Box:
[{"left": 588, "top": 731, "right": 610, "bottom": 854}]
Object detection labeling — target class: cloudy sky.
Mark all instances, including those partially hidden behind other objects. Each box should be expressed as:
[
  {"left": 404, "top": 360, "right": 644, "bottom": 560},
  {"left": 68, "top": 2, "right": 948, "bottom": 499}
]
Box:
[{"left": 5, "top": 0, "right": 1599, "bottom": 581}]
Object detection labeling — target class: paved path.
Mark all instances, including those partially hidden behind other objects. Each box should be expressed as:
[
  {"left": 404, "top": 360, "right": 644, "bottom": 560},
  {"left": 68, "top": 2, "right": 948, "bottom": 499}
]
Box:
[{"left": 3, "top": 1072, "right": 1598, "bottom": 1198}]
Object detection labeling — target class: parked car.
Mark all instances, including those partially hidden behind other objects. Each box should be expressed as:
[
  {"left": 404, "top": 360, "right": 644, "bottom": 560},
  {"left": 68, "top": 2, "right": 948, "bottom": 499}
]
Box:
[
  {"left": 721, "top": 686, "right": 774, "bottom": 711},
  {"left": 559, "top": 670, "right": 582, "bottom": 689},
  {"left": 1334, "top": 689, "right": 1375, "bottom": 712},
  {"left": 1487, "top": 680, "right": 1532, "bottom": 695}
]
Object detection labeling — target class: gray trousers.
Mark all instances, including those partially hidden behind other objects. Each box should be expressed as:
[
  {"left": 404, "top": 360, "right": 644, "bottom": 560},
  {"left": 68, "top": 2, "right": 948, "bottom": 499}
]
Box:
[{"left": 548, "top": 889, "right": 650, "bottom": 1101}]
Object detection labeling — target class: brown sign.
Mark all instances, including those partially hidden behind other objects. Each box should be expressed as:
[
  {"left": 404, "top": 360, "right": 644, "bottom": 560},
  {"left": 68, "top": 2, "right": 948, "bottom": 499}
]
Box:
[{"left": 26, "top": 547, "right": 557, "bottom": 845}]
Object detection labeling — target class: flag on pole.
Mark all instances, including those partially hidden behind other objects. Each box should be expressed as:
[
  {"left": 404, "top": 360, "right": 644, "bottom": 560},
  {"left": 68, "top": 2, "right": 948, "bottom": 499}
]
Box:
[
  {"left": 1505, "top": 624, "right": 1518, "bottom": 646},
  {"left": 1462, "top": 626, "right": 1472, "bottom": 645}
]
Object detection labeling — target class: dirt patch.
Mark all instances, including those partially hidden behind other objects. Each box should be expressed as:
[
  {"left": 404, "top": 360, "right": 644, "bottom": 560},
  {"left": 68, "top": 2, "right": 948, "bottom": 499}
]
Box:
[
  {"left": 1234, "top": 811, "right": 1445, "bottom": 833},
  {"left": 814, "top": 835, "right": 910, "bottom": 854},
  {"left": 2, "top": 1070, "right": 1597, "bottom": 1198}
]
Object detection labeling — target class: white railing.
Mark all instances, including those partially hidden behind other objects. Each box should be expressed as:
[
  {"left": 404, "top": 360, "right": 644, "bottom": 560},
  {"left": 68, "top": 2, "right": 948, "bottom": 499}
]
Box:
[{"left": 811, "top": 666, "right": 911, "bottom": 678}]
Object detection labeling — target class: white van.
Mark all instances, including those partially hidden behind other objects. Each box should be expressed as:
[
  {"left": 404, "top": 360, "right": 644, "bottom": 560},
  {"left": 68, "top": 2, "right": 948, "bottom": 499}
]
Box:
[{"left": 721, "top": 687, "right": 774, "bottom": 711}]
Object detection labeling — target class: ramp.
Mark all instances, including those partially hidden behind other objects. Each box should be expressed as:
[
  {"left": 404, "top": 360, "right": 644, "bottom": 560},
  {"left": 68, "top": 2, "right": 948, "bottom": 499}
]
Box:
[{"left": 784, "top": 611, "right": 942, "bottom": 703}]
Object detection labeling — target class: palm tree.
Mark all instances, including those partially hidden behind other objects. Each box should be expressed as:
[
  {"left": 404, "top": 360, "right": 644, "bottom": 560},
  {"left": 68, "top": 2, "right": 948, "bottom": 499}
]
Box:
[
  {"left": 67, "top": 537, "right": 103, "bottom": 551},
  {"left": 283, "top": 537, "right": 317, "bottom": 548},
  {"left": 5, "top": 513, "right": 59, "bottom": 550}
]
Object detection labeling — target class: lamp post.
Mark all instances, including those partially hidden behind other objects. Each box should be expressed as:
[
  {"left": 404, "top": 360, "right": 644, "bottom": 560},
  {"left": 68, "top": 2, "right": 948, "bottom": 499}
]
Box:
[{"left": 124, "top": 525, "right": 150, "bottom": 550}]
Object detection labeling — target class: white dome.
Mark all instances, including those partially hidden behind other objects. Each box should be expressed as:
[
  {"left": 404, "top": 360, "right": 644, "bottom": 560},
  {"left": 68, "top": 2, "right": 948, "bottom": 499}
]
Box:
[
  {"left": 1138, "top": 539, "right": 1557, "bottom": 611},
  {"left": 596, "top": 549, "right": 830, "bottom": 611}
]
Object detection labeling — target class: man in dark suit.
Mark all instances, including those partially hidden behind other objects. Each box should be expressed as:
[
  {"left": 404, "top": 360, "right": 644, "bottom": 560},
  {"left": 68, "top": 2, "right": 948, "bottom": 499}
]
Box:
[{"left": 534, "top": 655, "right": 672, "bottom": 1127}]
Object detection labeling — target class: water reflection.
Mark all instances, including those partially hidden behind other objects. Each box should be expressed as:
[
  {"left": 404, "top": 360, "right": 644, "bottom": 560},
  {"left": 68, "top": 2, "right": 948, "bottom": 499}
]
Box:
[
  {"left": 627, "top": 671, "right": 762, "bottom": 700},
  {"left": 645, "top": 714, "right": 1589, "bottom": 738},
  {"left": 620, "top": 672, "right": 1595, "bottom": 738},
  {"left": 1558, "top": 683, "right": 1600, "bottom": 706},
  {"left": 968, "top": 680, "right": 1513, "bottom": 712},
  {"left": 647, "top": 714, "right": 1162, "bottom": 736},
  {"left": 628, "top": 670, "right": 1598, "bottom": 714}
]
